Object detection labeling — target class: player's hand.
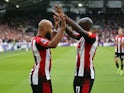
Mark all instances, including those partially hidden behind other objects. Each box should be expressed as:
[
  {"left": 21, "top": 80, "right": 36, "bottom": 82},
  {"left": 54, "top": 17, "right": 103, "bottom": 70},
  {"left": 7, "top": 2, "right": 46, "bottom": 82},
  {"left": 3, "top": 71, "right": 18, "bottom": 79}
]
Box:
[
  {"left": 53, "top": 15, "right": 59, "bottom": 30},
  {"left": 53, "top": 4, "right": 66, "bottom": 30},
  {"left": 59, "top": 13, "right": 66, "bottom": 30},
  {"left": 54, "top": 4, "right": 63, "bottom": 15}
]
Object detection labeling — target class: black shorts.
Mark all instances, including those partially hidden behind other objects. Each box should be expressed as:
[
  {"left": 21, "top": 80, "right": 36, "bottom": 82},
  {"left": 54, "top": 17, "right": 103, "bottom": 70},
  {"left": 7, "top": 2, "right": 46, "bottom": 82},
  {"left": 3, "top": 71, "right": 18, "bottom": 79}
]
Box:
[
  {"left": 31, "top": 76, "right": 52, "bottom": 93},
  {"left": 73, "top": 76, "right": 94, "bottom": 93},
  {"left": 115, "top": 52, "right": 124, "bottom": 60}
]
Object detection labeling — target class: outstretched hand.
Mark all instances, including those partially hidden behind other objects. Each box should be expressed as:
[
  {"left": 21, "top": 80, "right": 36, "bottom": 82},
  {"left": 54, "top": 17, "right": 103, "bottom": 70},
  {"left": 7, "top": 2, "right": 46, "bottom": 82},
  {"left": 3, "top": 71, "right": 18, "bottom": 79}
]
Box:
[
  {"left": 53, "top": 4, "right": 66, "bottom": 30},
  {"left": 59, "top": 13, "right": 66, "bottom": 30},
  {"left": 53, "top": 15, "right": 59, "bottom": 30},
  {"left": 54, "top": 5, "right": 63, "bottom": 14},
  {"left": 52, "top": 5, "right": 65, "bottom": 17}
]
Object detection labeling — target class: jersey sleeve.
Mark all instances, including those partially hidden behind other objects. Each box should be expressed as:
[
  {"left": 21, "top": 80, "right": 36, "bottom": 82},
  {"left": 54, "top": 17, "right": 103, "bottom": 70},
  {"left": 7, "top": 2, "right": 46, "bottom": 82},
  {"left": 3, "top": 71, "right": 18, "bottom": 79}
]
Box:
[
  {"left": 88, "top": 32, "right": 96, "bottom": 38},
  {"left": 84, "top": 32, "right": 96, "bottom": 44},
  {"left": 37, "top": 38, "right": 49, "bottom": 48},
  {"left": 40, "top": 38, "right": 49, "bottom": 47}
]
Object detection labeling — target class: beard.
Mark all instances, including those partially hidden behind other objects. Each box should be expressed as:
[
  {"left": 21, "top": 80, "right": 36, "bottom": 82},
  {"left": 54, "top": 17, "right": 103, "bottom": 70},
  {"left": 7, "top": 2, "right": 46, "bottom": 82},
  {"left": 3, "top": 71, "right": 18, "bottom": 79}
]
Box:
[{"left": 45, "top": 32, "right": 51, "bottom": 40}]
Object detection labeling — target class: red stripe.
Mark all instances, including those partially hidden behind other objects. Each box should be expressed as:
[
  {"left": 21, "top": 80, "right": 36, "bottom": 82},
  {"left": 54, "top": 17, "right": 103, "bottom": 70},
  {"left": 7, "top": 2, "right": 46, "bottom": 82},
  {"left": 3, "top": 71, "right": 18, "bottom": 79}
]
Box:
[
  {"left": 43, "top": 81, "right": 52, "bottom": 93},
  {"left": 39, "top": 50, "right": 46, "bottom": 76},
  {"left": 81, "top": 78, "right": 90, "bottom": 93},
  {"left": 33, "top": 37, "right": 51, "bottom": 76},
  {"left": 84, "top": 42, "right": 92, "bottom": 71}
]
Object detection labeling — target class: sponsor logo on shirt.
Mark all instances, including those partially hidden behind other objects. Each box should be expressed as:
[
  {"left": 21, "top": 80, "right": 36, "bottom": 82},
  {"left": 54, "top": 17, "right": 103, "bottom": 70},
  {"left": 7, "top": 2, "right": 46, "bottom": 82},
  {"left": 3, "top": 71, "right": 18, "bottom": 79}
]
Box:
[{"left": 41, "top": 39, "right": 48, "bottom": 44}]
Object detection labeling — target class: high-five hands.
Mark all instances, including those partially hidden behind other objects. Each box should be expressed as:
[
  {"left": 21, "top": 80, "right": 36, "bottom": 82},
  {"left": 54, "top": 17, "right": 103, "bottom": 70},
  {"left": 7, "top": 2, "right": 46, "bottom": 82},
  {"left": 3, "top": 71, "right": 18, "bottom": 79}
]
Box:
[{"left": 53, "top": 4, "right": 66, "bottom": 30}]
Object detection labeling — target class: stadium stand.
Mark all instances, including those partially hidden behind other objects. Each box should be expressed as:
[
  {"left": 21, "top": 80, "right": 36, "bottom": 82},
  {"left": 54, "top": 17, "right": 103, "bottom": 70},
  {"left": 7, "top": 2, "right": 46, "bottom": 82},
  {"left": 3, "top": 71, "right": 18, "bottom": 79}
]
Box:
[{"left": 0, "top": 0, "right": 124, "bottom": 51}]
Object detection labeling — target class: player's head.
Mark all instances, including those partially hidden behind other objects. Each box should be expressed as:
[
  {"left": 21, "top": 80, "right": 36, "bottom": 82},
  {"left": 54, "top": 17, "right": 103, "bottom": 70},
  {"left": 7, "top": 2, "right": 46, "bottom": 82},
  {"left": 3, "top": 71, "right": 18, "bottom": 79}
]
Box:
[
  {"left": 78, "top": 17, "right": 93, "bottom": 31},
  {"left": 38, "top": 19, "right": 53, "bottom": 33},
  {"left": 118, "top": 24, "right": 124, "bottom": 35},
  {"left": 38, "top": 19, "right": 53, "bottom": 39}
]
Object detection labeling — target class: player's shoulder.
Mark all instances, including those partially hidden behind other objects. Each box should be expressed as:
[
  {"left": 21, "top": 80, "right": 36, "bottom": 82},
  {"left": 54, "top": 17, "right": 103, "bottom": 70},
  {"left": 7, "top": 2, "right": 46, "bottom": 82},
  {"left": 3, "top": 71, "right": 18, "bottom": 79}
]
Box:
[
  {"left": 33, "top": 36, "right": 46, "bottom": 40},
  {"left": 88, "top": 32, "right": 96, "bottom": 38},
  {"left": 32, "top": 36, "right": 49, "bottom": 44}
]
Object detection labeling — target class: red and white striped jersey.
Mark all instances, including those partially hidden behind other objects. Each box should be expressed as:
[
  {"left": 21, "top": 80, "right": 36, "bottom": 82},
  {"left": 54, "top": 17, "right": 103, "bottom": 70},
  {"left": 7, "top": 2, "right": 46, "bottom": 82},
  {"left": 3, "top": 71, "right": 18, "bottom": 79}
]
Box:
[
  {"left": 115, "top": 35, "right": 124, "bottom": 53},
  {"left": 30, "top": 36, "right": 51, "bottom": 85},
  {"left": 75, "top": 33, "right": 98, "bottom": 79}
]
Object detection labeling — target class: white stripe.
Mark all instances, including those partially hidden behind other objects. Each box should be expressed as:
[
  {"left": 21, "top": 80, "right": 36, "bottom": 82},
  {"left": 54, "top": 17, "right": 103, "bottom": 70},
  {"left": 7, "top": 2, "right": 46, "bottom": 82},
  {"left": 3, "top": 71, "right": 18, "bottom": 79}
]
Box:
[
  {"left": 0, "top": 51, "right": 29, "bottom": 59},
  {"left": 115, "top": 37, "right": 117, "bottom": 52},
  {"left": 90, "top": 51, "right": 94, "bottom": 79},
  {"left": 90, "top": 36, "right": 98, "bottom": 79},
  {"left": 45, "top": 49, "right": 51, "bottom": 80},
  {"left": 122, "top": 37, "right": 124, "bottom": 52},
  {"left": 75, "top": 55, "right": 78, "bottom": 76},
  {"left": 90, "top": 42, "right": 97, "bottom": 79},
  {"left": 78, "top": 37, "right": 85, "bottom": 76},
  {"left": 31, "top": 39, "right": 41, "bottom": 85},
  {"left": 32, "top": 39, "right": 41, "bottom": 64},
  {"left": 118, "top": 38, "right": 121, "bottom": 53},
  {"left": 31, "top": 64, "right": 39, "bottom": 85}
]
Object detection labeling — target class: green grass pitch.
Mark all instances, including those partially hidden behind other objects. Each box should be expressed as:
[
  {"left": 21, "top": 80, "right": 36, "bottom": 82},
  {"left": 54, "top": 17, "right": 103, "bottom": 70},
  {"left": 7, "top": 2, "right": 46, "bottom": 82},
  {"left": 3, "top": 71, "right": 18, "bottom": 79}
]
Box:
[{"left": 0, "top": 46, "right": 124, "bottom": 93}]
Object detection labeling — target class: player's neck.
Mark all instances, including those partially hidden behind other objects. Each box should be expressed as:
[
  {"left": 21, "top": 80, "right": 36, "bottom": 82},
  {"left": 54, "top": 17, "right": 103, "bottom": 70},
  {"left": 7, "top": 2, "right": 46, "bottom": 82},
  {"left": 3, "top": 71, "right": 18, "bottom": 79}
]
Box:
[{"left": 37, "top": 31, "right": 45, "bottom": 38}]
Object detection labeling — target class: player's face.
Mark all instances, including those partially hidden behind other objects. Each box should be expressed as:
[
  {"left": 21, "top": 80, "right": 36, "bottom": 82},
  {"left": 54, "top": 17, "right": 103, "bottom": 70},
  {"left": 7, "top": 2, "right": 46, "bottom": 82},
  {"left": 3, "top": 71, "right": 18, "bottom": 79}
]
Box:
[
  {"left": 79, "top": 22, "right": 91, "bottom": 31},
  {"left": 118, "top": 28, "right": 123, "bottom": 36},
  {"left": 45, "top": 23, "right": 53, "bottom": 40}
]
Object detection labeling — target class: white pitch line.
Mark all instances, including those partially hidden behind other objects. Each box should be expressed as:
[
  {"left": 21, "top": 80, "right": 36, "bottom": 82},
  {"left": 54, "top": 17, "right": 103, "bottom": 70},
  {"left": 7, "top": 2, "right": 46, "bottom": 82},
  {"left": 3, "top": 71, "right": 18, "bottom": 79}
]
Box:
[{"left": 0, "top": 51, "right": 31, "bottom": 59}]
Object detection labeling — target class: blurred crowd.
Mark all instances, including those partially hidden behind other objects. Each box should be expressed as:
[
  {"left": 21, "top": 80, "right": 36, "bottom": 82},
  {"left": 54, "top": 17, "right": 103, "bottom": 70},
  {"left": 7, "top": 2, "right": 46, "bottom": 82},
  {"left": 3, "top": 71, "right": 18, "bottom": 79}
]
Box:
[
  {"left": 0, "top": 23, "right": 34, "bottom": 44},
  {"left": 0, "top": 12, "right": 124, "bottom": 46}
]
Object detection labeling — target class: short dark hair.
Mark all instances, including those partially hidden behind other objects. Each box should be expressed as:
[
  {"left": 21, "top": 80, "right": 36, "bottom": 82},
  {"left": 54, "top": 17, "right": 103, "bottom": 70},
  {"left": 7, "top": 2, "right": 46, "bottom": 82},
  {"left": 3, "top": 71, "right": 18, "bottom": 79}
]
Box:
[{"left": 78, "top": 17, "right": 93, "bottom": 31}]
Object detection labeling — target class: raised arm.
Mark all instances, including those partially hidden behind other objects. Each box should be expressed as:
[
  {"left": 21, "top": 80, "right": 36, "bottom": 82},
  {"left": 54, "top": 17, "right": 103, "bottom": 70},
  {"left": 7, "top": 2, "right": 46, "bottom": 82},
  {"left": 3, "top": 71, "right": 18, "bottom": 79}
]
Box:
[
  {"left": 51, "top": 15, "right": 59, "bottom": 39},
  {"left": 46, "top": 14, "right": 66, "bottom": 48},
  {"left": 65, "top": 26, "right": 81, "bottom": 40},
  {"left": 65, "top": 15, "right": 88, "bottom": 36},
  {"left": 54, "top": 5, "right": 89, "bottom": 37}
]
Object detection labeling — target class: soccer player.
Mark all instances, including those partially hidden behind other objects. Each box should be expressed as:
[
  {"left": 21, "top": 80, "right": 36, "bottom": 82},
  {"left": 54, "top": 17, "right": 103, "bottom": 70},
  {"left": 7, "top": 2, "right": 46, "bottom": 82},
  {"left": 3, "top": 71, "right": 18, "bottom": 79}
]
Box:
[
  {"left": 29, "top": 13, "right": 66, "bottom": 93},
  {"left": 115, "top": 25, "right": 124, "bottom": 75},
  {"left": 54, "top": 5, "right": 98, "bottom": 93}
]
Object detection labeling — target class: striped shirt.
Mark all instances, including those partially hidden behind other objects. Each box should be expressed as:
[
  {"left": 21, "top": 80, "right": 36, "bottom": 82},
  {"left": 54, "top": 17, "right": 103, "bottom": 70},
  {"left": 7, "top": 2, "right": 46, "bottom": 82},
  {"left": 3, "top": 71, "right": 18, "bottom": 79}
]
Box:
[
  {"left": 115, "top": 35, "right": 124, "bottom": 53},
  {"left": 75, "top": 33, "right": 98, "bottom": 79},
  {"left": 30, "top": 36, "right": 51, "bottom": 85}
]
